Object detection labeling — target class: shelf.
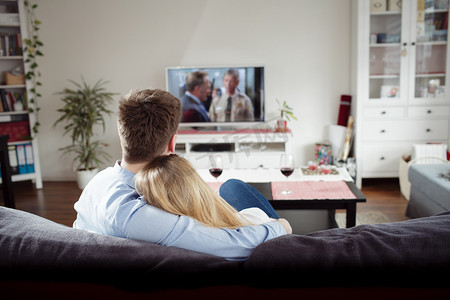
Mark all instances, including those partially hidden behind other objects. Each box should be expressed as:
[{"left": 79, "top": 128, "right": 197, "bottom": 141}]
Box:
[
  {"left": 416, "top": 41, "right": 447, "bottom": 46},
  {"left": 176, "top": 131, "right": 293, "bottom": 169},
  {"left": 370, "top": 43, "right": 401, "bottom": 47},
  {"left": 369, "top": 74, "right": 400, "bottom": 79},
  {"left": 424, "top": 9, "right": 449, "bottom": 14},
  {"left": 0, "top": 0, "right": 41, "bottom": 190},
  {"left": 0, "top": 84, "right": 25, "bottom": 88},
  {"left": 370, "top": 11, "right": 401, "bottom": 16},
  {"left": 8, "top": 140, "right": 32, "bottom": 146},
  {"left": 0, "top": 172, "right": 36, "bottom": 184},
  {"left": 415, "top": 73, "right": 445, "bottom": 78},
  {"left": 0, "top": 110, "right": 27, "bottom": 115},
  {"left": 0, "top": 55, "right": 23, "bottom": 60}
]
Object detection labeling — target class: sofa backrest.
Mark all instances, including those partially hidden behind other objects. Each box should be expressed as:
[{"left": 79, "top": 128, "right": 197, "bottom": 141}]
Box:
[{"left": 1, "top": 206, "right": 450, "bottom": 288}]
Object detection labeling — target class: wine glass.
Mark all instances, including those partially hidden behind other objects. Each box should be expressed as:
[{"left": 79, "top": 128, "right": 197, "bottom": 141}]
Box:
[
  {"left": 209, "top": 154, "right": 223, "bottom": 192},
  {"left": 280, "top": 153, "right": 294, "bottom": 195}
]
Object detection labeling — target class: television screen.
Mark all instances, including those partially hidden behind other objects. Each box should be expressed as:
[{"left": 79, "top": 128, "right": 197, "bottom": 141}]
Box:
[{"left": 166, "top": 65, "right": 265, "bottom": 128}]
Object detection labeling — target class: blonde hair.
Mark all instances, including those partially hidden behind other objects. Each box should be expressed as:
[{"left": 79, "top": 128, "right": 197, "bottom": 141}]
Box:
[{"left": 135, "top": 154, "right": 249, "bottom": 229}]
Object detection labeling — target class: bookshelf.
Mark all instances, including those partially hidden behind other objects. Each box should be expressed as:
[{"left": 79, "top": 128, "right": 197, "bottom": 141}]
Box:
[
  {"left": 352, "top": 0, "right": 450, "bottom": 188},
  {"left": 0, "top": 0, "right": 42, "bottom": 189}
]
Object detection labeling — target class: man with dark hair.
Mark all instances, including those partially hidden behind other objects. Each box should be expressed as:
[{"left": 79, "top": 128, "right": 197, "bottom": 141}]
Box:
[
  {"left": 181, "top": 71, "right": 211, "bottom": 122},
  {"left": 73, "top": 89, "right": 291, "bottom": 260}
]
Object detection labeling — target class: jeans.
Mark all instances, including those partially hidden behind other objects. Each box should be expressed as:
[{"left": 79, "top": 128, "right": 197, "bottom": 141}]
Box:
[{"left": 219, "top": 179, "right": 279, "bottom": 219}]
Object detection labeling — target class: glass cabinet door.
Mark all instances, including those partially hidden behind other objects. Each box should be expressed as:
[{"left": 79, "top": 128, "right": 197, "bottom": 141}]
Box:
[
  {"left": 413, "top": 0, "right": 448, "bottom": 100},
  {"left": 369, "top": 1, "right": 404, "bottom": 101}
]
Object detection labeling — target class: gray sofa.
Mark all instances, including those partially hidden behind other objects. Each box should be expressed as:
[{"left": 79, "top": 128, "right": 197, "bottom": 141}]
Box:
[
  {"left": 1, "top": 206, "right": 450, "bottom": 298},
  {"left": 406, "top": 164, "right": 450, "bottom": 218}
]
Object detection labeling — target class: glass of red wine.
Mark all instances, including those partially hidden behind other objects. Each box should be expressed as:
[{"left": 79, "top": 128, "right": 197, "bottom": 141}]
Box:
[
  {"left": 280, "top": 153, "right": 294, "bottom": 195},
  {"left": 209, "top": 154, "right": 223, "bottom": 192}
]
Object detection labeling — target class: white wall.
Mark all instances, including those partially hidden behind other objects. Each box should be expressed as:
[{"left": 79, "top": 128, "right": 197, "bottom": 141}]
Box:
[{"left": 35, "top": 0, "right": 351, "bottom": 180}]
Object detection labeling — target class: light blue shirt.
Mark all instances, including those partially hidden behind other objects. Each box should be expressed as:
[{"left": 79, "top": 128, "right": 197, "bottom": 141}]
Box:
[{"left": 73, "top": 161, "right": 286, "bottom": 260}]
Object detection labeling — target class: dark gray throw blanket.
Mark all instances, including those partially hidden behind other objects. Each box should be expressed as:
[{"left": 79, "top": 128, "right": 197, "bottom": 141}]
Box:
[{"left": 1, "top": 206, "right": 449, "bottom": 289}]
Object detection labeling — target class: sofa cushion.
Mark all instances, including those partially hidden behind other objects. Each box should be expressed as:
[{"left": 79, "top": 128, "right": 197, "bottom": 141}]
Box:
[
  {"left": 0, "top": 206, "right": 240, "bottom": 289},
  {"left": 407, "top": 164, "right": 450, "bottom": 218},
  {"left": 245, "top": 211, "right": 450, "bottom": 287}
]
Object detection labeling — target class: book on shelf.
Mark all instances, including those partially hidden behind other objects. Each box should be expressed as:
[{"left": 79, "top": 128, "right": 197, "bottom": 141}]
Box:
[
  {"left": 0, "top": 89, "right": 25, "bottom": 112},
  {"left": 0, "top": 113, "right": 30, "bottom": 142},
  {"left": 0, "top": 33, "right": 22, "bottom": 57}
]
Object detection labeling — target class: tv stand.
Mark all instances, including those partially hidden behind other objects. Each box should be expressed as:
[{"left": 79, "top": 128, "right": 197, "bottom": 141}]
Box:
[{"left": 176, "top": 129, "right": 293, "bottom": 169}]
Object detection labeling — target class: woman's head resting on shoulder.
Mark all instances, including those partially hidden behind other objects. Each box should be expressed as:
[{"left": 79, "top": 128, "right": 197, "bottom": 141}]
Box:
[{"left": 134, "top": 154, "right": 249, "bottom": 229}]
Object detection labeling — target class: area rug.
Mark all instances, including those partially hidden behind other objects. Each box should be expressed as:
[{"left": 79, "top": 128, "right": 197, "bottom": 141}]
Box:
[{"left": 335, "top": 211, "right": 391, "bottom": 228}]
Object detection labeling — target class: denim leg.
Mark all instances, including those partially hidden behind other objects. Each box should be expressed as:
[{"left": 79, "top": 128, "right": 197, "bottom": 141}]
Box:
[{"left": 219, "top": 179, "right": 279, "bottom": 219}]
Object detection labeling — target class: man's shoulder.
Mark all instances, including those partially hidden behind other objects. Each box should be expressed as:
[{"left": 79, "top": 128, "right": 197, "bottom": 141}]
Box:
[
  {"left": 74, "top": 166, "right": 143, "bottom": 236},
  {"left": 181, "top": 94, "right": 197, "bottom": 109},
  {"left": 181, "top": 93, "right": 195, "bottom": 103},
  {"left": 237, "top": 92, "right": 251, "bottom": 101}
]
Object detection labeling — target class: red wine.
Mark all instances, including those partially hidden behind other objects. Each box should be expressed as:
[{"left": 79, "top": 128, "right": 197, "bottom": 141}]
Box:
[
  {"left": 280, "top": 168, "right": 294, "bottom": 177},
  {"left": 209, "top": 168, "right": 223, "bottom": 178}
]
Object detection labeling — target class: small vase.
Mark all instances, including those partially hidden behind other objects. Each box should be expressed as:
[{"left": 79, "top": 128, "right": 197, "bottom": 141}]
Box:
[
  {"left": 276, "top": 119, "right": 288, "bottom": 132},
  {"left": 77, "top": 168, "right": 99, "bottom": 190}
]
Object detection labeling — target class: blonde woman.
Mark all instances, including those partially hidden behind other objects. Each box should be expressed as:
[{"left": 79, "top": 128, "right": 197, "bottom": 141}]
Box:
[{"left": 135, "top": 154, "right": 284, "bottom": 229}]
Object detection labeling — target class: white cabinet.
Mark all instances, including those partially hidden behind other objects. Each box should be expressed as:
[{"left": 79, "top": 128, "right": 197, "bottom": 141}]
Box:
[
  {"left": 352, "top": 0, "right": 450, "bottom": 187},
  {"left": 175, "top": 130, "right": 293, "bottom": 169}
]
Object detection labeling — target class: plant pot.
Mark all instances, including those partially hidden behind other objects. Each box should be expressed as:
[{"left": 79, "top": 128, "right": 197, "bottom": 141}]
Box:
[
  {"left": 77, "top": 168, "right": 99, "bottom": 190},
  {"left": 275, "top": 119, "right": 288, "bottom": 132}
]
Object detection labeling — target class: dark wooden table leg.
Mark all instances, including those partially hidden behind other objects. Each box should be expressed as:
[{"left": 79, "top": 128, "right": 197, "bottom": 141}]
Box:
[
  {"left": 0, "top": 135, "right": 14, "bottom": 208},
  {"left": 346, "top": 203, "right": 357, "bottom": 228}
]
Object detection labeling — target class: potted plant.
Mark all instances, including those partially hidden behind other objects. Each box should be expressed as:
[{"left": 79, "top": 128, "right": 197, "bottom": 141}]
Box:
[
  {"left": 54, "top": 78, "right": 117, "bottom": 189},
  {"left": 275, "top": 99, "right": 297, "bottom": 132}
]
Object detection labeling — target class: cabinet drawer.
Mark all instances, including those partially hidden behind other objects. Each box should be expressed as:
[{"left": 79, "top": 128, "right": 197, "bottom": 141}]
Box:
[
  {"left": 363, "top": 120, "right": 449, "bottom": 141},
  {"left": 408, "top": 106, "right": 450, "bottom": 118},
  {"left": 363, "top": 107, "right": 405, "bottom": 118},
  {"left": 235, "top": 152, "right": 283, "bottom": 169},
  {"left": 362, "top": 143, "right": 411, "bottom": 173}
]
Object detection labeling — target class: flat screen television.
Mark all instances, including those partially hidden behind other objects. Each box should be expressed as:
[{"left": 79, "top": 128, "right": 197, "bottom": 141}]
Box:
[{"left": 165, "top": 65, "right": 265, "bottom": 129}]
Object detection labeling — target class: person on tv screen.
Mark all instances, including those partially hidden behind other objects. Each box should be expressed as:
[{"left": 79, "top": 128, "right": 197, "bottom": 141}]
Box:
[
  {"left": 180, "top": 71, "right": 211, "bottom": 122},
  {"left": 209, "top": 69, "right": 254, "bottom": 122}
]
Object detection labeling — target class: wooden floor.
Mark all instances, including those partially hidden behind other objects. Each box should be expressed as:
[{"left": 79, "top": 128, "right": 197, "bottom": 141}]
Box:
[{"left": 5, "top": 178, "right": 410, "bottom": 227}]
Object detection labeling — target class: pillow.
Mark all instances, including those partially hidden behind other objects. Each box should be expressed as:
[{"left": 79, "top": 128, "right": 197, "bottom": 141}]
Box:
[
  {"left": 245, "top": 212, "right": 450, "bottom": 287},
  {"left": 0, "top": 206, "right": 240, "bottom": 289}
]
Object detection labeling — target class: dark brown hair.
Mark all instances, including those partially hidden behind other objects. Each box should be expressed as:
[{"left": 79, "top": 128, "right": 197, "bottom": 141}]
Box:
[{"left": 118, "top": 89, "right": 181, "bottom": 163}]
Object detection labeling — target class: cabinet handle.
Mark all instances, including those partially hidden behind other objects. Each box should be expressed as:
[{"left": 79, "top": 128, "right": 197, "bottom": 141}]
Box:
[
  {"left": 427, "top": 110, "right": 432, "bottom": 114},
  {"left": 402, "top": 42, "right": 407, "bottom": 46},
  {"left": 380, "top": 157, "right": 385, "bottom": 161},
  {"left": 380, "top": 129, "right": 386, "bottom": 133},
  {"left": 426, "top": 128, "right": 431, "bottom": 133},
  {"left": 381, "top": 110, "right": 386, "bottom": 115}
]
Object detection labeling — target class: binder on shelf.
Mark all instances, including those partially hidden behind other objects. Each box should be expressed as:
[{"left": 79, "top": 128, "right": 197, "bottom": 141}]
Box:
[
  {"left": 16, "top": 144, "right": 27, "bottom": 174},
  {"left": 8, "top": 144, "right": 18, "bottom": 175},
  {"left": 25, "top": 143, "right": 34, "bottom": 173}
]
